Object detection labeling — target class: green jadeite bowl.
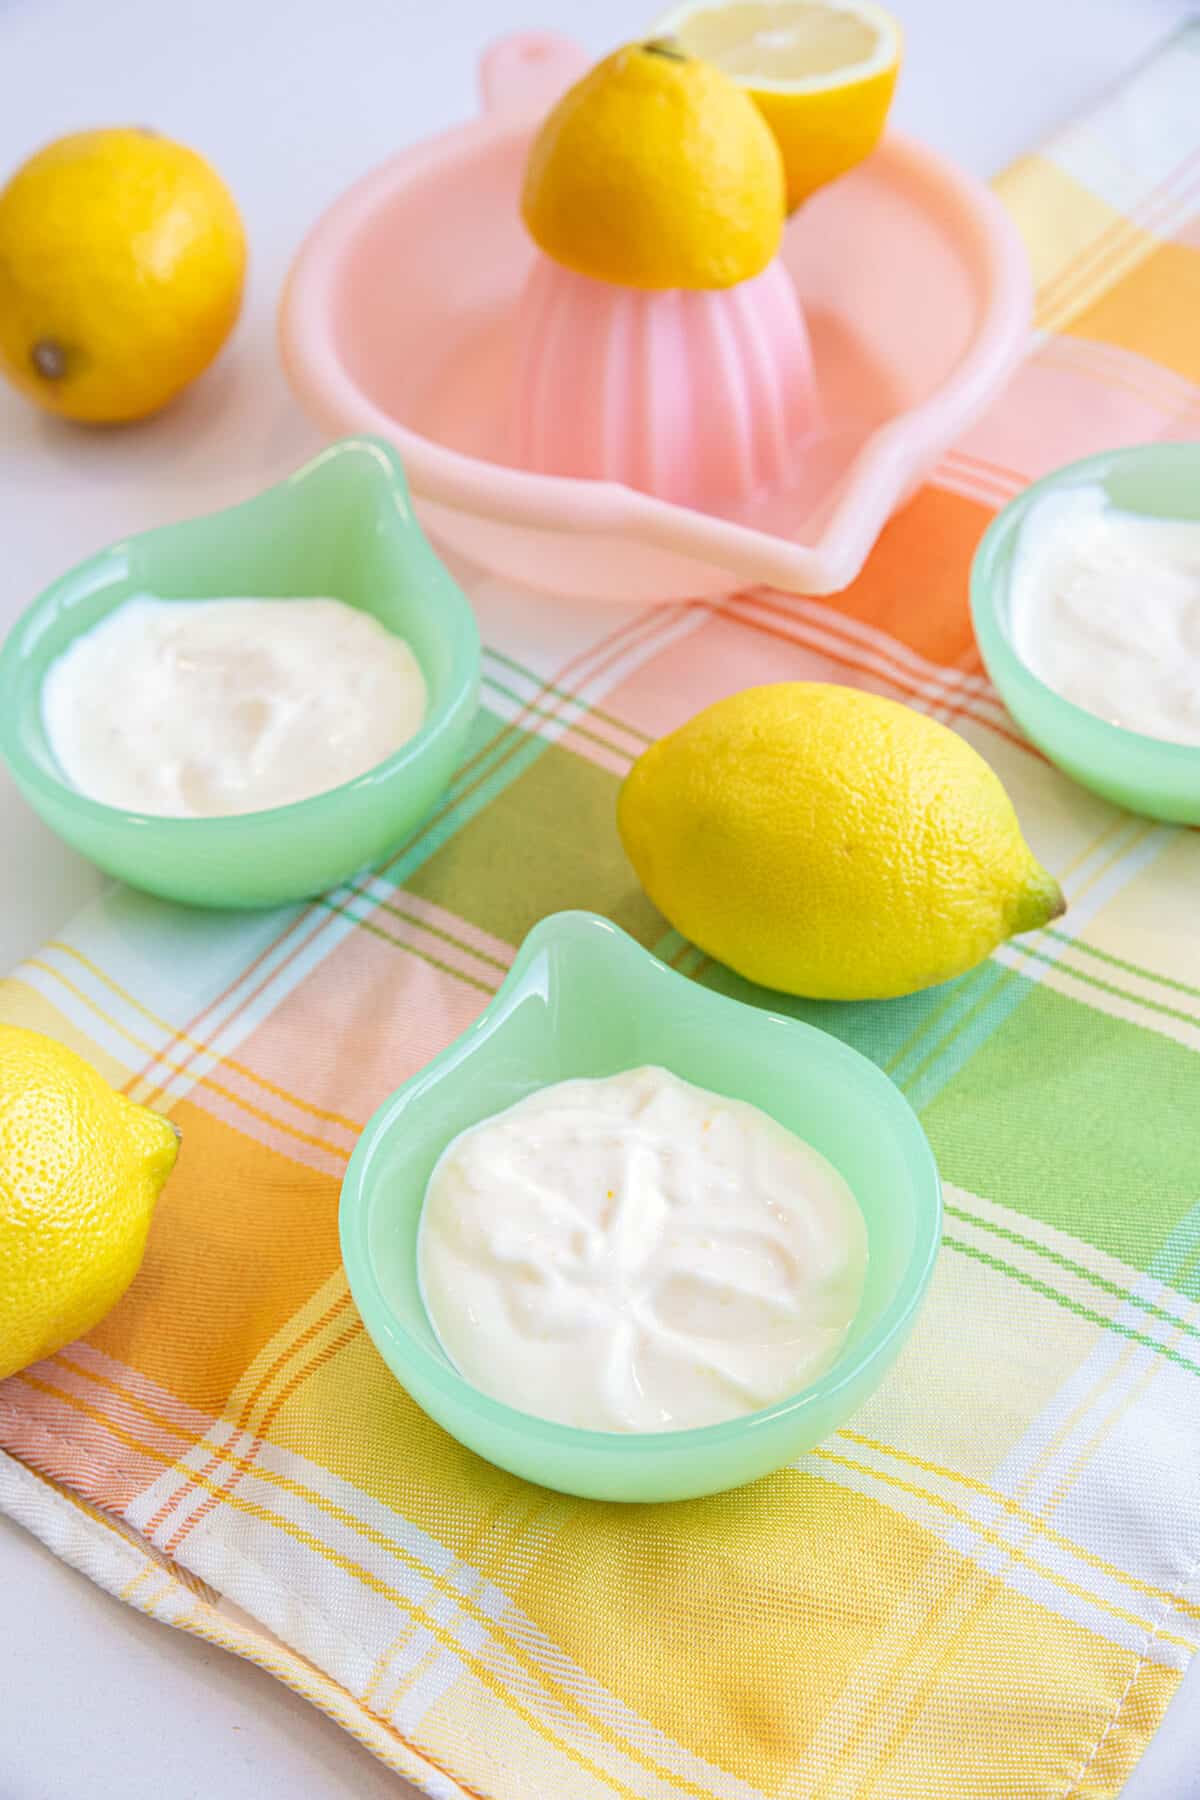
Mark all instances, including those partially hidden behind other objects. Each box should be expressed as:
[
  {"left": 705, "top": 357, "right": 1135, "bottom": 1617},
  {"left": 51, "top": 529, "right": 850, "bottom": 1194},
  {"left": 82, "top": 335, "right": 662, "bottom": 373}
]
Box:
[
  {"left": 0, "top": 437, "right": 480, "bottom": 908},
  {"left": 971, "top": 442, "right": 1200, "bottom": 824},
  {"left": 340, "top": 911, "right": 943, "bottom": 1504}
]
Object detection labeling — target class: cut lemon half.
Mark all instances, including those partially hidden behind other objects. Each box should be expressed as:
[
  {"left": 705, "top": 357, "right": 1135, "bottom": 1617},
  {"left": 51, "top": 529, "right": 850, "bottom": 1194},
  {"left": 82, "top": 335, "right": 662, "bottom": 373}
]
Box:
[
  {"left": 521, "top": 41, "right": 784, "bottom": 289},
  {"left": 654, "top": 1, "right": 902, "bottom": 209}
]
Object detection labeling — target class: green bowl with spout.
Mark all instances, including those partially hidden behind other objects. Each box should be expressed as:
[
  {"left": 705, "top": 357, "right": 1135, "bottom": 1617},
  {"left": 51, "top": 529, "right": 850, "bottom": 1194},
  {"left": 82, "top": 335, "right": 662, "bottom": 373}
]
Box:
[
  {"left": 341, "top": 911, "right": 943, "bottom": 1503},
  {"left": 0, "top": 437, "right": 480, "bottom": 908}
]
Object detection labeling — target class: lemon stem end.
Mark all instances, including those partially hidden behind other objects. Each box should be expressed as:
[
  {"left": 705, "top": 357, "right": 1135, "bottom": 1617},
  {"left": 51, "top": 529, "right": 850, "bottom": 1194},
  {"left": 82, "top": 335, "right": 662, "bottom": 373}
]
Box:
[
  {"left": 31, "top": 338, "right": 67, "bottom": 381},
  {"left": 1010, "top": 865, "right": 1067, "bottom": 937}
]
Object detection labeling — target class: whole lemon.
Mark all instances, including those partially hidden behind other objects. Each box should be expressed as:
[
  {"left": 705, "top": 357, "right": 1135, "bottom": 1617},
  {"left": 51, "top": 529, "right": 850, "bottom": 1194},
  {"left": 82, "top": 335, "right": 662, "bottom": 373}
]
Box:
[
  {"left": 0, "top": 127, "right": 246, "bottom": 423},
  {"left": 521, "top": 42, "right": 785, "bottom": 289},
  {"left": 0, "top": 1025, "right": 178, "bottom": 1381},
  {"left": 618, "top": 683, "right": 1064, "bottom": 1000}
]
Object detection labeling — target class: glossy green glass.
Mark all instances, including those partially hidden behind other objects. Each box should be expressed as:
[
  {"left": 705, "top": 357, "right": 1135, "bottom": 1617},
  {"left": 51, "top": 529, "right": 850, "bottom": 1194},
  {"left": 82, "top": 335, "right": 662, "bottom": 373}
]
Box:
[
  {"left": 971, "top": 442, "right": 1200, "bottom": 823},
  {"left": 341, "top": 912, "right": 943, "bottom": 1504},
  {"left": 0, "top": 438, "right": 480, "bottom": 907}
]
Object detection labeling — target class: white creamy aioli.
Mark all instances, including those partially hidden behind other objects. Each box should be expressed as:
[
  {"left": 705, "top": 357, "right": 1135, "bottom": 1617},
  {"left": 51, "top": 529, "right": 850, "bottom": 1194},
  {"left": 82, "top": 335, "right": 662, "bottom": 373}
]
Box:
[
  {"left": 42, "top": 595, "right": 427, "bottom": 816},
  {"left": 418, "top": 1067, "right": 868, "bottom": 1433},
  {"left": 1009, "top": 483, "right": 1200, "bottom": 744}
]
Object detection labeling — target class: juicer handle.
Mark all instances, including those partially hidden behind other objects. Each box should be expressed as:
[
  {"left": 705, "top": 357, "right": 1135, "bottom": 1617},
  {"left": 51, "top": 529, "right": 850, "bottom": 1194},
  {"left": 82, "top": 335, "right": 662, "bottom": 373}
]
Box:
[{"left": 478, "top": 32, "right": 590, "bottom": 119}]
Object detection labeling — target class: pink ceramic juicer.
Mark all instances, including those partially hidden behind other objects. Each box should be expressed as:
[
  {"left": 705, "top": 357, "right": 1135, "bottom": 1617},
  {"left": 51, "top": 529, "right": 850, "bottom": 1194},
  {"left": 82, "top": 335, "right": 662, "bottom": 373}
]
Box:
[
  {"left": 510, "top": 253, "right": 818, "bottom": 510},
  {"left": 279, "top": 33, "right": 1033, "bottom": 604}
]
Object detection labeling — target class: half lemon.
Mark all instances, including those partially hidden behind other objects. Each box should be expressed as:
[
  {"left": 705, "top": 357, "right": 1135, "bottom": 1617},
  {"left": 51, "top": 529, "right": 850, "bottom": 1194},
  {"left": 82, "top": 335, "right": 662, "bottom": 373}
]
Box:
[{"left": 654, "top": 1, "right": 902, "bottom": 209}]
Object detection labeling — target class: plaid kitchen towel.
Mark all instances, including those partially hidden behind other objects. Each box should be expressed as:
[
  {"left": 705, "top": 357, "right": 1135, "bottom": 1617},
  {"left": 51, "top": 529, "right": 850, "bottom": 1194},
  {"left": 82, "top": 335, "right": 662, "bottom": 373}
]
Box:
[{"left": 4, "top": 25, "right": 1200, "bottom": 1800}]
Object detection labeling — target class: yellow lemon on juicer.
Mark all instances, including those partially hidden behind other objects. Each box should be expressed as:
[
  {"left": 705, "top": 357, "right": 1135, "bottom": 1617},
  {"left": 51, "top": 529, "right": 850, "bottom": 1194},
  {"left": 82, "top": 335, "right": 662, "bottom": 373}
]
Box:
[
  {"left": 521, "top": 40, "right": 785, "bottom": 289},
  {"left": 0, "top": 1025, "right": 179, "bottom": 1381},
  {"left": 655, "top": 0, "right": 903, "bottom": 209},
  {"left": 618, "top": 683, "right": 1064, "bottom": 1001},
  {"left": 0, "top": 127, "right": 246, "bottom": 422}
]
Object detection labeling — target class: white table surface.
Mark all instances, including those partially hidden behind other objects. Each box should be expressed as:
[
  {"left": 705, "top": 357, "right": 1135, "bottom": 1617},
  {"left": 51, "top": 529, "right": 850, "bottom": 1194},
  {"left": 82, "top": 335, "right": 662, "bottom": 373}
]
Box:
[{"left": 1, "top": 1, "right": 1196, "bottom": 1794}]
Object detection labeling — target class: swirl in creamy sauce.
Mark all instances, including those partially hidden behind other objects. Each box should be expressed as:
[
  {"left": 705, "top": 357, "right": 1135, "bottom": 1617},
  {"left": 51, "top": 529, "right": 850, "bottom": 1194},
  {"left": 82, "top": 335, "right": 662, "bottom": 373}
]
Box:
[
  {"left": 1009, "top": 484, "right": 1200, "bottom": 745},
  {"left": 418, "top": 1066, "right": 868, "bottom": 1432},
  {"left": 42, "top": 594, "right": 427, "bottom": 816}
]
